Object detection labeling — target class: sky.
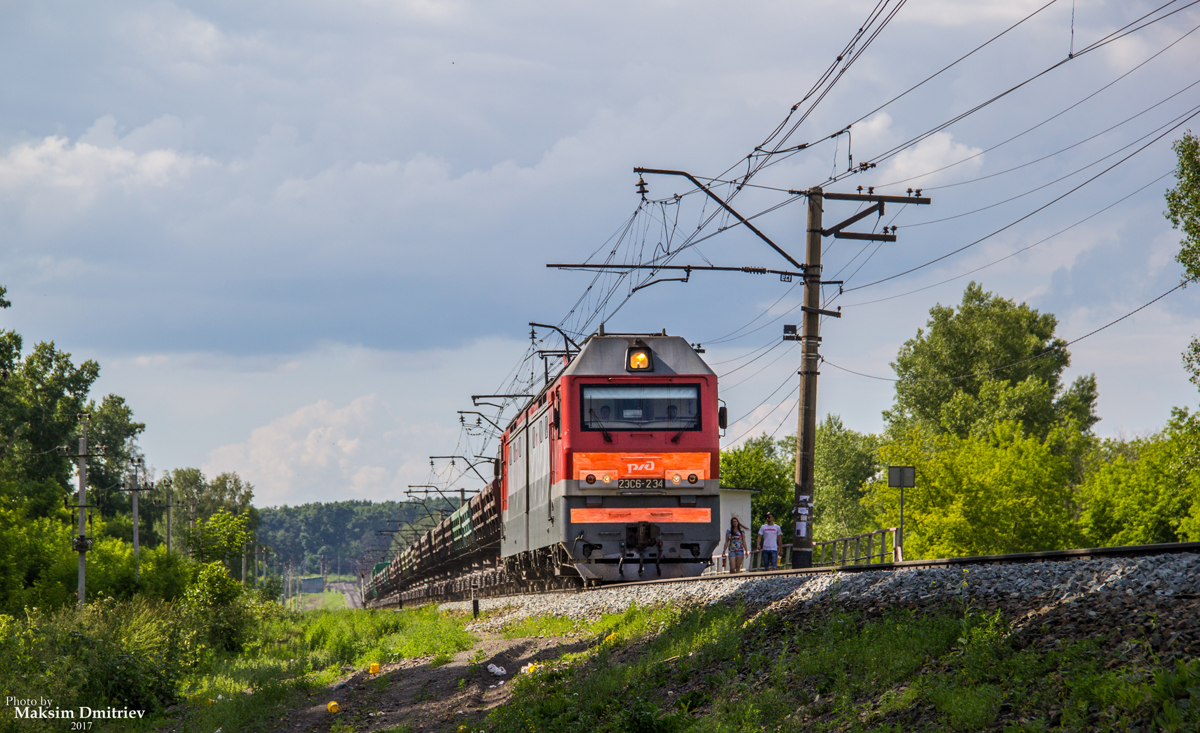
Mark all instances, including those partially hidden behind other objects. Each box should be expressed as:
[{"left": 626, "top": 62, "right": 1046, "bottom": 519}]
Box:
[{"left": 1, "top": 0, "right": 1198, "bottom": 507}]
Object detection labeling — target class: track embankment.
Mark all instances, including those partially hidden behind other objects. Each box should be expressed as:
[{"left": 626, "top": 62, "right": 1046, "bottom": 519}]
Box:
[{"left": 444, "top": 550, "right": 1200, "bottom": 662}]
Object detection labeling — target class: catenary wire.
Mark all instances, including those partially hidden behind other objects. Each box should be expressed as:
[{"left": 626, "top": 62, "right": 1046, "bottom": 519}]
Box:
[
  {"left": 843, "top": 105, "right": 1200, "bottom": 293},
  {"left": 825, "top": 276, "right": 1197, "bottom": 384},
  {"left": 842, "top": 169, "right": 1175, "bottom": 308}
]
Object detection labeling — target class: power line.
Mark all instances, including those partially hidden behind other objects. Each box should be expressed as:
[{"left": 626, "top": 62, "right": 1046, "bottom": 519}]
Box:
[
  {"left": 843, "top": 169, "right": 1174, "bottom": 308},
  {"left": 875, "top": 20, "right": 1200, "bottom": 190},
  {"left": 821, "top": 0, "right": 1200, "bottom": 187},
  {"left": 899, "top": 100, "right": 1200, "bottom": 229},
  {"left": 913, "top": 76, "right": 1200, "bottom": 198},
  {"left": 825, "top": 277, "right": 1197, "bottom": 384},
  {"left": 843, "top": 104, "right": 1200, "bottom": 293}
]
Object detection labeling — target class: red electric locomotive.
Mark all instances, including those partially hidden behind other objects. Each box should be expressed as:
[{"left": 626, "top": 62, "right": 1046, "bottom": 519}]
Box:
[
  {"left": 364, "top": 328, "right": 726, "bottom": 604},
  {"left": 500, "top": 328, "right": 725, "bottom": 581}
]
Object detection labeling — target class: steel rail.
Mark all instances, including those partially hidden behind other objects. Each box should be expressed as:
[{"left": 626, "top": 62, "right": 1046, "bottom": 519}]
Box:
[{"left": 370, "top": 541, "right": 1200, "bottom": 606}]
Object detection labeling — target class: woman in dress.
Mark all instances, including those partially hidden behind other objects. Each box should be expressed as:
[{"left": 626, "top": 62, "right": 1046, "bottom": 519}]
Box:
[{"left": 722, "top": 515, "right": 747, "bottom": 573}]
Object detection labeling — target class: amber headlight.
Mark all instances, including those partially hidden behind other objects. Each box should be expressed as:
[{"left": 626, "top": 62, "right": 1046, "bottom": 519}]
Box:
[
  {"left": 601, "top": 474, "right": 613, "bottom": 484},
  {"left": 671, "top": 474, "right": 682, "bottom": 484},
  {"left": 625, "top": 344, "right": 654, "bottom": 372}
]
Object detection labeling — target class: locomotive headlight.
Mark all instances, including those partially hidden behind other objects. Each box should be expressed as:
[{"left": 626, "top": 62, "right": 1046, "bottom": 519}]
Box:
[
  {"left": 671, "top": 474, "right": 682, "bottom": 485},
  {"left": 601, "top": 474, "right": 613, "bottom": 484},
  {"left": 688, "top": 474, "right": 699, "bottom": 484},
  {"left": 625, "top": 344, "right": 654, "bottom": 372},
  {"left": 585, "top": 474, "right": 596, "bottom": 485}
]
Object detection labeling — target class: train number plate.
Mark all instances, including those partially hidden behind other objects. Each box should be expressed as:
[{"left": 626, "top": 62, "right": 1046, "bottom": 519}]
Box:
[{"left": 617, "top": 478, "right": 665, "bottom": 490}]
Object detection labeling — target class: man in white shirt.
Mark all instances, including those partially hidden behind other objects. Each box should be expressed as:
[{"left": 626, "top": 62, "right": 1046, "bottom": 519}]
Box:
[{"left": 757, "top": 513, "right": 782, "bottom": 570}]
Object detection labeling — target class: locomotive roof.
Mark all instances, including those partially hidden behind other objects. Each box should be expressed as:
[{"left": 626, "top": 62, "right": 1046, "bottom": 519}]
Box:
[{"left": 561, "top": 334, "right": 715, "bottom": 377}]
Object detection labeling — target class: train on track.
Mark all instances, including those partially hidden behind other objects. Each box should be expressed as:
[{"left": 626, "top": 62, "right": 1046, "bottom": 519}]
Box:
[{"left": 364, "top": 329, "right": 729, "bottom": 606}]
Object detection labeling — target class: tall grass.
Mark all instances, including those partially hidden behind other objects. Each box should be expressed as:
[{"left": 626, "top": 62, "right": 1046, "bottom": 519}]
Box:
[
  {"left": 0, "top": 598, "right": 476, "bottom": 733},
  {"left": 487, "top": 602, "right": 1189, "bottom": 733},
  {"left": 181, "top": 604, "right": 477, "bottom": 732},
  {"left": 0, "top": 598, "right": 188, "bottom": 733}
]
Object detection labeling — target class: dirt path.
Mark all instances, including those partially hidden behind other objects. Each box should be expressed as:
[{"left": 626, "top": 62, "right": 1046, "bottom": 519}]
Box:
[{"left": 267, "top": 632, "right": 588, "bottom": 733}]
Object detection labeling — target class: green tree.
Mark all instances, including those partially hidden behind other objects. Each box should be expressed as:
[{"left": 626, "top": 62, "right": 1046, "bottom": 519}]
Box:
[
  {"left": 865, "top": 421, "right": 1082, "bottom": 558},
  {"left": 720, "top": 433, "right": 793, "bottom": 541},
  {"left": 1166, "top": 131, "right": 1200, "bottom": 389},
  {"left": 1078, "top": 407, "right": 1200, "bottom": 546},
  {"left": 720, "top": 417, "right": 880, "bottom": 545},
  {"left": 84, "top": 395, "right": 146, "bottom": 519},
  {"left": 183, "top": 508, "right": 251, "bottom": 567},
  {"left": 884, "top": 282, "right": 1097, "bottom": 440},
  {"left": 157, "top": 469, "right": 257, "bottom": 558},
  {"left": 811, "top": 415, "right": 881, "bottom": 541}
]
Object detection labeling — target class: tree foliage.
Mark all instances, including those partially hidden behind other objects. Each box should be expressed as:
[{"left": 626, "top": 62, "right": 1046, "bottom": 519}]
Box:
[
  {"left": 156, "top": 469, "right": 258, "bottom": 560},
  {"left": 1166, "top": 131, "right": 1200, "bottom": 390},
  {"left": 865, "top": 421, "right": 1083, "bottom": 558},
  {"left": 719, "top": 416, "right": 879, "bottom": 544},
  {"left": 1078, "top": 407, "right": 1200, "bottom": 546},
  {"left": 884, "top": 282, "right": 1097, "bottom": 439},
  {"left": 184, "top": 508, "right": 251, "bottom": 565},
  {"left": 256, "top": 499, "right": 439, "bottom": 570}
]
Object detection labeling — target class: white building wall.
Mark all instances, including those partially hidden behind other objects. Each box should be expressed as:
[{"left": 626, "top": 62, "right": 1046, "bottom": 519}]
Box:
[{"left": 718, "top": 488, "right": 753, "bottom": 545}]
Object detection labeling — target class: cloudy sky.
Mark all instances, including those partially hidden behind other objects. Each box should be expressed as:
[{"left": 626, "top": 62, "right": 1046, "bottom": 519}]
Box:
[{"left": 2, "top": 0, "right": 1198, "bottom": 507}]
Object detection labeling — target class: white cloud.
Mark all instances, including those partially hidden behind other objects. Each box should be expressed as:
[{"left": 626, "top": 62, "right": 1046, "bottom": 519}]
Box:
[
  {"left": 203, "top": 394, "right": 457, "bottom": 507},
  {"left": 877, "top": 132, "right": 984, "bottom": 189},
  {"left": 0, "top": 129, "right": 214, "bottom": 205}
]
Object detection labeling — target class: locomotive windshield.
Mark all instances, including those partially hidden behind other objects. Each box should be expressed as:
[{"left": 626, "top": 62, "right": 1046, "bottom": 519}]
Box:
[{"left": 581, "top": 384, "right": 701, "bottom": 432}]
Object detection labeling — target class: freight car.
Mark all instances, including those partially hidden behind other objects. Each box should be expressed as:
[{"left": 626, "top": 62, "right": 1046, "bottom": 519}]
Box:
[{"left": 364, "top": 329, "right": 727, "bottom": 605}]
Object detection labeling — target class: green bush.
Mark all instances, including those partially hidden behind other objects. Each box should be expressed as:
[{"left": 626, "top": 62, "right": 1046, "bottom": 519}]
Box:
[
  {"left": 139, "top": 545, "right": 198, "bottom": 601},
  {"left": 0, "top": 599, "right": 186, "bottom": 733},
  {"left": 184, "top": 562, "right": 248, "bottom": 652}
]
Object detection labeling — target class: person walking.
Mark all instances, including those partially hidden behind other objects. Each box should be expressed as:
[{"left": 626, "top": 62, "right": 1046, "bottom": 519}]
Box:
[
  {"left": 722, "top": 516, "right": 748, "bottom": 573},
  {"left": 758, "top": 512, "right": 782, "bottom": 570}
]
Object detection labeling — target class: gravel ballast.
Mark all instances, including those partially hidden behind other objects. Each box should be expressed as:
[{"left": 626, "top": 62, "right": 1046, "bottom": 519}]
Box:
[{"left": 440, "top": 553, "right": 1200, "bottom": 633}]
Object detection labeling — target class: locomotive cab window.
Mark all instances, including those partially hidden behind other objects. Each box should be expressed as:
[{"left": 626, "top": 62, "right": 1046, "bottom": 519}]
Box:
[{"left": 581, "top": 384, "right": 701, "bottom": 432}]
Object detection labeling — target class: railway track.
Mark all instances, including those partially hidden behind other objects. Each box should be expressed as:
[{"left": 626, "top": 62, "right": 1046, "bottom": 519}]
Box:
[
  {"left": 613, "top": 540, "right": 1200, "bottom": 590},
  {"left": 371, "top": 541, "right": 1200, "bottom": 607}
]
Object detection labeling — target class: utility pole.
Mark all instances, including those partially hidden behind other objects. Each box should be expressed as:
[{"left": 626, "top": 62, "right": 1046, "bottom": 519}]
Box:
[
  {"left": 65, "top": 414, "right": 105, "bottom": 607},
  {"left": 121, "top": 458, "right": 153, "bottom": 579},
  {"left": 75, "top": 418, "right": 89, "bottom": 606},
  {"left": 791, "top": 188, "right": 824, "bottom": 568},
  {"left": 787, "top": 186, "right": 930, "bottom": 568}
]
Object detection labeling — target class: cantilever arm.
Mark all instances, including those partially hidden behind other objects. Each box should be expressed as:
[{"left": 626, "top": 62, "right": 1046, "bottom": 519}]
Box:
[{"left": 635, "top": 167, "right": 805, "bottom": 270}]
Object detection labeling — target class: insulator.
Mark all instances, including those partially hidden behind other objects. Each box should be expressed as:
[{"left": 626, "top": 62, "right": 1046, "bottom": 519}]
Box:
[{"left": 636, "top": 176, "right": 649, "bottom": 196}]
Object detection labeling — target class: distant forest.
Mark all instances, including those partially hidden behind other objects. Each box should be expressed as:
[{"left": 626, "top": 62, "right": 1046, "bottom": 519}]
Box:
[{"left": 256, "top": 498, "right": 458, "bottom": 574}]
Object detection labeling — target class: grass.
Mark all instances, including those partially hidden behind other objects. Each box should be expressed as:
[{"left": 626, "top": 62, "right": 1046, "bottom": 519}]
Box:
[
  {"left": 485, "top": 602, "right": 1197, "bottom": 733},
  {"left": 0, "top": 599, "right": 476, "bottom": 733},
  {"left": 315, "top": 590, "right": 348, "bottom": 610},
  {"left": 180, "top": 604, "right": 477, "bottom": 732}
]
